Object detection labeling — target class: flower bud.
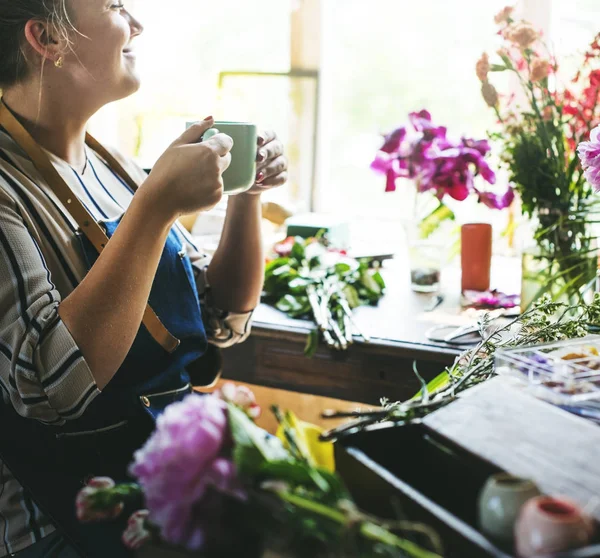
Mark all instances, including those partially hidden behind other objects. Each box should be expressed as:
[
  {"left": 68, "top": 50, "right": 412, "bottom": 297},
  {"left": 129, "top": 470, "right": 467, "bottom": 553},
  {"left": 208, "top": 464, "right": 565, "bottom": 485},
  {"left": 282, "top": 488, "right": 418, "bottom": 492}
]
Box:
[
  {"left": 476, "top": 53, "right": 490, "bottom": 82},
  {"left": 530, "top": 58, "right": 550, "bottom": 82},
  {"left": 122, "top": 510, "right": 153, "bottom": 550},
  {"left": 75, "top": 477, "right": 124, "bottom": 523},
  {"left": 507, "top": 23, "right": 538, "bottom": 49},
  {"left": 494, "top": 6, "right": 514, "bottom": 25},
  {"left": 482, "top": 82, "right": 500, "bottom": 107}
]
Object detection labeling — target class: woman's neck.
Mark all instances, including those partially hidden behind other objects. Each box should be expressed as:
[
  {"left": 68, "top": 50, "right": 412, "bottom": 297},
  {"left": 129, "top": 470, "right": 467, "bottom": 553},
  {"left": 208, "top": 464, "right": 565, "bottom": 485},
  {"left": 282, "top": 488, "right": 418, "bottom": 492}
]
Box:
[{"left": 3, "top": 84, "right": 91, "bottom": 172}]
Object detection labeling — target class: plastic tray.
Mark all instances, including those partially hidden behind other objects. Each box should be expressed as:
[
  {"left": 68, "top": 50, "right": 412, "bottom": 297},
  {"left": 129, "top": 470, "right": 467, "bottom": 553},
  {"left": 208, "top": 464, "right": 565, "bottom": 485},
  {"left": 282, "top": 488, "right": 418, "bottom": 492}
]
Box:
[{"left": 495, "top": 335, "right": 600, "bottom": 405}]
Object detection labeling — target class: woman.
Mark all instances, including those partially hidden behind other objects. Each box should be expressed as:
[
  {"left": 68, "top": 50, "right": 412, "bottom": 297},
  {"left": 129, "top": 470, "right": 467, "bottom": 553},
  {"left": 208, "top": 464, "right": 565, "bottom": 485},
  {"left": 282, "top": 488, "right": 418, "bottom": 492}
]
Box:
[{"left": 0, "top": 0, "right": 288, "bottom": 556}]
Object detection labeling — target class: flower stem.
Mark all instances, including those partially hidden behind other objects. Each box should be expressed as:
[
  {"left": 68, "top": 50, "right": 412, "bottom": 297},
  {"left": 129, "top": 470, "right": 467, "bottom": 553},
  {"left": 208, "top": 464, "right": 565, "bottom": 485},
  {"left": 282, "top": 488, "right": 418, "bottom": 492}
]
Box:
[{"left": 277, "top": 491, "right": 442, "bottom": 558}]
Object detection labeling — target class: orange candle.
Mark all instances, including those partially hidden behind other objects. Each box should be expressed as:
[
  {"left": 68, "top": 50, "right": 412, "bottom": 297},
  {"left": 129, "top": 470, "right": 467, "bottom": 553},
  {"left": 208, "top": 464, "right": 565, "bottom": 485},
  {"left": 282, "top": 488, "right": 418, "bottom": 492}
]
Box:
[{"left": 461, "top": 223, "right": 492, "bottom": 292}]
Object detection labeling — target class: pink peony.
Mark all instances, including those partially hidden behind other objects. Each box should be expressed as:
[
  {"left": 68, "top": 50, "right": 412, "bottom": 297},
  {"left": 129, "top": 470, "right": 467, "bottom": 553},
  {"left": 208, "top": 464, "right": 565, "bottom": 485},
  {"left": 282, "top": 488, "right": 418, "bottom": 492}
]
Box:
[
  {"left": 578, "top": 126, "right": 600, "bottom": 190},
  {"left": 129, "top": 394, "right": 246, "bottom": 551}
]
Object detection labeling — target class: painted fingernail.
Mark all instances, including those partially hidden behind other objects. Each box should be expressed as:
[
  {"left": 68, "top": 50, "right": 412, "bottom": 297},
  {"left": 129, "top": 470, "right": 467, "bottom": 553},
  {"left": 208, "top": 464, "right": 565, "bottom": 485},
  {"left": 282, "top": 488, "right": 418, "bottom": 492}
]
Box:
[
  {"left": 256, "top": 171, "right": 265, "bottom": 183},
  {"left": 203, "top": 115, "right": 213, "bottom": 121},
  {"left": 257, "top": 150, "right": 267, "bottom": 163}
]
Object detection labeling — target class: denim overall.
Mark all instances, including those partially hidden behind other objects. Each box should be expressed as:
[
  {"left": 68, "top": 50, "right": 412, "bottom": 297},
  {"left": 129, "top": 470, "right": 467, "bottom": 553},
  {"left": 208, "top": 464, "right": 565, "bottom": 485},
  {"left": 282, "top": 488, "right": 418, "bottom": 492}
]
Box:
[{"left": 0, "top": 218, "right": 209, "bottom": 557}]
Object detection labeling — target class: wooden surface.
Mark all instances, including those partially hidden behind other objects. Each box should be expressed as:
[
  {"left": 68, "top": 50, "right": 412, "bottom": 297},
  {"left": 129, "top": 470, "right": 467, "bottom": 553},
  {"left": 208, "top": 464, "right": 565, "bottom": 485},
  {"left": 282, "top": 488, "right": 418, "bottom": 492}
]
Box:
[
  {"left": 424, "top": 377, "right": 600, "bottom": 521},
  {"left": 202, "top": 379, "right": 371, "bottom": 434},
  {"left": 222, "top": 258, "right": 520, "bottom": 404}
]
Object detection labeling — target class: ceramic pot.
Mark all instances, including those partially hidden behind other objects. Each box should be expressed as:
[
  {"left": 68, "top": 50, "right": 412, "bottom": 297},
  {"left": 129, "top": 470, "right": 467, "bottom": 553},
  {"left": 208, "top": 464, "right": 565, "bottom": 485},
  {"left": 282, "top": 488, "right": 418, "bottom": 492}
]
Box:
[
  {"left": 515, "top": 496, "right": 595, "bottom": 557},
  {"left": 477, "top": 473, "right": 541, "bottom": 543}
]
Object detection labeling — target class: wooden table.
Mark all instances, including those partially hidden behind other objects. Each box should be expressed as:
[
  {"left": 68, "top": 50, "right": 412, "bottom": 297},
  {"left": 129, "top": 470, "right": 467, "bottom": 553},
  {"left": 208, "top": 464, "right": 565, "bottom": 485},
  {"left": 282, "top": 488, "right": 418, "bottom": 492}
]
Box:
[
  {"left": 222, "top": 259, "right": 475, "bottom": 405},
  {"left": 222, "top": 254, "right": 521, "bottom": 405}
]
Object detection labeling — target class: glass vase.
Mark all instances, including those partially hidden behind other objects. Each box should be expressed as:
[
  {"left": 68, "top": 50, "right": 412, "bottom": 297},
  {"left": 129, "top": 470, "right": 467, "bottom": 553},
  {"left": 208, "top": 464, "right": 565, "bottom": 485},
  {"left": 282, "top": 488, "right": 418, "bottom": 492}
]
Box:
[
  {"left": 520, "top": 245, "right": 598, "bottom": 310},
  {"left": 403, "top": 219, "right": 446, "bottom": 293}
]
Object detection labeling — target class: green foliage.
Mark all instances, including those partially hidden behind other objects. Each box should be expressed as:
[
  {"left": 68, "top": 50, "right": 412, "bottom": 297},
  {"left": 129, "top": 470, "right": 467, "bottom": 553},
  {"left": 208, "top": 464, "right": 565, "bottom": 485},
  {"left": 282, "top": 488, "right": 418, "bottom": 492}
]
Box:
[
  {"left": 227, "top": 401, "right": 442, "bottom": 557},
  {"left": 263, "top": 237, "right": 386, "bottom": 355},
  {"left": 335, "top": 294, "right": 600, "bottom": 436}
]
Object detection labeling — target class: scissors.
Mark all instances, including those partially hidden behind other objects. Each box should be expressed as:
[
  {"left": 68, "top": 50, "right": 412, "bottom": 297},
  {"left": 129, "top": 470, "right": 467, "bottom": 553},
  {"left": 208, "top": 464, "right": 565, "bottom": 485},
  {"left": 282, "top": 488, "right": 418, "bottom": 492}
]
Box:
[
  {"left": 425, "top": 323, "right": 482, "bottom": 345},
  {"left": 425, "top": 308, "right": 521, "bottom": 346}
]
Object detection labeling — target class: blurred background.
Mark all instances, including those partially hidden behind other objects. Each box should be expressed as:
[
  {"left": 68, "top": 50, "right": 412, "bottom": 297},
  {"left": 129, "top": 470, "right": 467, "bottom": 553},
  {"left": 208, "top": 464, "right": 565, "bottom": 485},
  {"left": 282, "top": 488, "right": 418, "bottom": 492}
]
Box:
[{"left": 90, "top": 0, "right": 600, "bottom": 226}]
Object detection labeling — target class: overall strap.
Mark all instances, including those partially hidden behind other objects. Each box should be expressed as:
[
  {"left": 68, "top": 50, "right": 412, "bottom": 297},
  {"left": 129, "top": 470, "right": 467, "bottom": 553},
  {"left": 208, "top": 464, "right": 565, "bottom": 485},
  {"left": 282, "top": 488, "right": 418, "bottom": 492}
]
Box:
[{"left": 0, "top": 101, "right": 180, "bottom": 353}]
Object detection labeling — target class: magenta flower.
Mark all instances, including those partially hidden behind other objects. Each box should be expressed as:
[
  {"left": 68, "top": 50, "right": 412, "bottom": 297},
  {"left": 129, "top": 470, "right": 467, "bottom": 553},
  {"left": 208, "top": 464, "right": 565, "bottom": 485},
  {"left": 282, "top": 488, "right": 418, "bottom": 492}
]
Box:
[
  {"left": 463, "top": 289, "right": 519, "bottom": 309},
  {"left": 577, "top": 126, "right": 600, "bottom": 190},
  {"left": 380, "top": 127, "right": 407, "bottom": 153},
  {"left": 129, "top": 394, "right": 246, "bottom": 551},
  {"left": 371, "top": 110, "right": 508, "bottom": 207},
  {"left": 477, "top": 187, "right": 516, "bottom": 210}
]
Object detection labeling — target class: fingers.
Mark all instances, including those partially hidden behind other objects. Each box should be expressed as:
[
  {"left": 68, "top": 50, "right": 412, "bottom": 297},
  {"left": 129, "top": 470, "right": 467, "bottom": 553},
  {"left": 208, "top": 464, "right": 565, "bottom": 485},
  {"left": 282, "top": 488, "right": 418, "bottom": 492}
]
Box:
[
  {"left": 172, "top": 118, "right": 214, "bottom": 146},
  {"left": 257, "top": 129, "right": 276, "bottom": 147},
  {"left": 257, "top": 139, "right": 284, "bottom": 166},
  {"left": 204, "top": 132, "right": 234, "bottom": 156},
  {"left": 252, "top": 172, "right": 288, "bottom": 193},
  {"left": 257, "top": 155, "right": 287, "bottom": 183},
  {"left": 219, "top": 152, "right": 232, "bottom": 173}
]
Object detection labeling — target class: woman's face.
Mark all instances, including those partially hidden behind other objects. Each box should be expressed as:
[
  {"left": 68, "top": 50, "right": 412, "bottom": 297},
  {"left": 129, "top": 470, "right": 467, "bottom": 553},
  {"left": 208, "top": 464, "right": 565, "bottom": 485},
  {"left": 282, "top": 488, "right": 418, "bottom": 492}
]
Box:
[{"left": 65, "top": 0, "right": 144, "bottom": 103}]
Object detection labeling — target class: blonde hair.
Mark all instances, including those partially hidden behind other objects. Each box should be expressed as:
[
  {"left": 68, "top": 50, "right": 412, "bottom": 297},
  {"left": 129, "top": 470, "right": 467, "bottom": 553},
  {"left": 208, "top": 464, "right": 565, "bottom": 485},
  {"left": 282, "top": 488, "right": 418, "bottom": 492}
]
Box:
[{"left": 0, "top": 0, "right": 76, "bottom": 88}]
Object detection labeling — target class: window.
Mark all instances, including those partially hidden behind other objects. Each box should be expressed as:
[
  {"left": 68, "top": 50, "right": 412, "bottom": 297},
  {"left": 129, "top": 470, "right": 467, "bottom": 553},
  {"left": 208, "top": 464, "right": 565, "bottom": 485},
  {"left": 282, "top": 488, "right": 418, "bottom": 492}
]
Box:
[
  {"left": 91, "top": 0, "right": 292, "bottom": 173},
  {"left": 92, "top": 1, "right": 600, "bottom": 223}
]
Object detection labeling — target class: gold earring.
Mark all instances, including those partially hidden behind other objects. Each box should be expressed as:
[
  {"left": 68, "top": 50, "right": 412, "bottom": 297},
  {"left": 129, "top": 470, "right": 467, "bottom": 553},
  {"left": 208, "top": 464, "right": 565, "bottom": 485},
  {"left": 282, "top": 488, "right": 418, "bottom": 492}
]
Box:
[{"left": 54, "top": 56, "right": 64, "bottom": 68}]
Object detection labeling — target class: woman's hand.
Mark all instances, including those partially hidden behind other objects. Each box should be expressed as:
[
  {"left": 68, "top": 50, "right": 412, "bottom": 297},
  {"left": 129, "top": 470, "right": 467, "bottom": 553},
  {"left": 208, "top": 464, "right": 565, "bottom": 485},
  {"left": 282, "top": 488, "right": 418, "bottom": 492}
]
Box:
[
  {"left": 143, "top": 118, "right": 232, "bottom": 220},
  {"left": 244, "top": 130, "right": 288, "bottom": 195}
]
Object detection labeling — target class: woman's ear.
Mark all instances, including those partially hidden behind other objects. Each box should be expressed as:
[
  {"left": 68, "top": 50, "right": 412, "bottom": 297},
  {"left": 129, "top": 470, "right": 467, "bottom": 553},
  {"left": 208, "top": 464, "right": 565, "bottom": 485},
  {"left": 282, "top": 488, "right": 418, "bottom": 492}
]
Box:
[{"left": 23, "top": 19, "right": 66, "bottom": 64}]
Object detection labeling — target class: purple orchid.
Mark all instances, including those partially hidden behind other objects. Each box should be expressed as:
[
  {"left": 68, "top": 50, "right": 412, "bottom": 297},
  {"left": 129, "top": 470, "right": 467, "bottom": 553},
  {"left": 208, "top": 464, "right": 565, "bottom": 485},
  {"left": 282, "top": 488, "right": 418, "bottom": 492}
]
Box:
[
  {"left": 372, "top": 110, "right": 514, "bottom": 208},
  {"left": 463, "top": 289, "right": 520, "bottom": 309},
  {"left": 478, "top": 188, "right": 516, "bottom": 210},
  {"left": 577, "top": 126, "right": 600, "bottom": 190}
]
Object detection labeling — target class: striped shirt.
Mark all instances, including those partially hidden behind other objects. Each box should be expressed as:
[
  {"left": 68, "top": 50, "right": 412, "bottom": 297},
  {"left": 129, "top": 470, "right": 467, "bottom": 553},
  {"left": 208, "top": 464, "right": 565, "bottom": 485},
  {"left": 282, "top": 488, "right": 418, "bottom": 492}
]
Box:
[{"left": 0, "top": 127, "right": 253, "bottom": 556}]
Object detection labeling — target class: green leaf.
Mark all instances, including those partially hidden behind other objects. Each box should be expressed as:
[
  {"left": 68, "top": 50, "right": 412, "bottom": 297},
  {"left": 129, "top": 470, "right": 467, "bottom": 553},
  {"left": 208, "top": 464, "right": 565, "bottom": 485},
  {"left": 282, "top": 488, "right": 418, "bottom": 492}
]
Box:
[
  {"left": 276, "top": 294, "right": 304, "bottom": 314},
  {"left": 265, "top": 257, "right": 290, "bottom": 277},
  {"left": 308, "top": 255, "right": 321, "bottom": 269},
  {"left": 334, "top": 262, "right": 352, "bottom": 275},
  {"left": 359, "top": 269, "right": 382, "bottom": 296},
  {"left": 287, "top": 277, "right": 311, "bottom": 294},
  {"left": 304, "top": 328, "right": 320, "bottom": 357},
  {"left": 498, "top": 52, "right": 514, "bottom": 70},
  {"left": 258, "top": 461, "right": 349, "bottom": 502},
  {"left": 411, "top": 371, "right": 451, "bottom": 401},
  {"left": 490, "top": 64, "right": 508, "bottom": 72},
  {"left": 371, "top": 270, "right": 386, "bottom": 291},
  {"left": 272, "top": 264, "right": 296, "bottom": 277},
  {"left": 291, "top": 240, "right": 306, "bottom": 261},
  {"left": 418, "top": 202, "right": 455, "bottom": 239},
  {"left": 288, "top": 296, "right": 311, "bottom": 318},
  {"left": 342, "top": 285, "right": 361, "bottom": 309},
  {"left": 227, "top": 404, "right": 290, "bottom": 478}
]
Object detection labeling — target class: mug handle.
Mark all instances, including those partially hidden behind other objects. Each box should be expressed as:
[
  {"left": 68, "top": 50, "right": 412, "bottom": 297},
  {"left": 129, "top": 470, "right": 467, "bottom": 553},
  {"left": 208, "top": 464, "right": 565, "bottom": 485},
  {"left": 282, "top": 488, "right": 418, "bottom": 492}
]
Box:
[{"left": 202, "top": 128, "right": 219, "bottom": 141}]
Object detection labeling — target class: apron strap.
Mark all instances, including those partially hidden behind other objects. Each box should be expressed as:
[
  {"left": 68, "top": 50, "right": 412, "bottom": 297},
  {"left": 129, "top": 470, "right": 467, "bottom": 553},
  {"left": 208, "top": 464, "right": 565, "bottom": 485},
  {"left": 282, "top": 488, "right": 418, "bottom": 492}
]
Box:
[
  {"left": 0, "top": 101, "right": 180, "bottom": 354},
  {"left": 85, "top": 133, "right": 141, "bottom": 194}
]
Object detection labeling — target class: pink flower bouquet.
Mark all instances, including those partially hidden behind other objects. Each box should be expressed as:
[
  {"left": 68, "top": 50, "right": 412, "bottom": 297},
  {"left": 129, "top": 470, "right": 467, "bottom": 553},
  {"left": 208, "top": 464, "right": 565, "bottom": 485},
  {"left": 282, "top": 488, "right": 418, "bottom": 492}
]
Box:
[{"left": 75, "top": 384, "right": 442, "bottom": 558}]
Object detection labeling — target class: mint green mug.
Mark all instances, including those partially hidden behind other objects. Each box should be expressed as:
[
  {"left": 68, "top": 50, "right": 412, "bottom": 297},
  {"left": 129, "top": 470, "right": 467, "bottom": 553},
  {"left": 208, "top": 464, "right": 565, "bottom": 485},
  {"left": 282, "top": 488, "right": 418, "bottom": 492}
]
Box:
[{"left": 187, "top": 121, "right": 258, "bottom": 195}]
